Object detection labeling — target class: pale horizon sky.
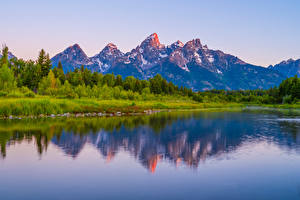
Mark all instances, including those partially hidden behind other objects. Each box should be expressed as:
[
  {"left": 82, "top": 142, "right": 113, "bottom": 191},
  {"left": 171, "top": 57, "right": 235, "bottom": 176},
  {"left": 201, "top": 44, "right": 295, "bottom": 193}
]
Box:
[{"left": 1, "top": 0, "right": 299, "bottom": 67}]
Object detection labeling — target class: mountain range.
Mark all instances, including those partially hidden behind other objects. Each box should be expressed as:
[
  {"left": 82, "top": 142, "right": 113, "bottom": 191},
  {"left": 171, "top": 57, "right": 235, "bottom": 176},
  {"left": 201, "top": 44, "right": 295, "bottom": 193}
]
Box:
[
  {"left": 51, "top": 33, "right": 296, "bottom": 91},
  {"left": 3, "top": 33, "right": 299, "bottom": 91}
]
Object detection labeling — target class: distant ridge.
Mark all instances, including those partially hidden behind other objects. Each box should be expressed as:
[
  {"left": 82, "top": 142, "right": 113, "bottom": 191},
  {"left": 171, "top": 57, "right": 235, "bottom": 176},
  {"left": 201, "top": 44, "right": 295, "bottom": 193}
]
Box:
[{"left": 268, "top": 58, "right": 300, "bottom": 78}]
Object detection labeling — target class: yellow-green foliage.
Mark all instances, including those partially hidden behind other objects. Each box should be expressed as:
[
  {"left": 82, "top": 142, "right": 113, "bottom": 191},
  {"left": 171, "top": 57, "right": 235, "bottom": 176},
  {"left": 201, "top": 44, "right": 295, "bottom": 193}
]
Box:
[{"left": 0, "top": 64, "right": 16, "bottom": 91}]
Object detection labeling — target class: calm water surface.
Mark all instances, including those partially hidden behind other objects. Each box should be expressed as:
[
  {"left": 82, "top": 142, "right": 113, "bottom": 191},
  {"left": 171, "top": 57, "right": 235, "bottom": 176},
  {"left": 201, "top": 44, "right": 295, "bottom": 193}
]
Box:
[{"left": 0, "top": 111, "right": 300, "bottom": 200}]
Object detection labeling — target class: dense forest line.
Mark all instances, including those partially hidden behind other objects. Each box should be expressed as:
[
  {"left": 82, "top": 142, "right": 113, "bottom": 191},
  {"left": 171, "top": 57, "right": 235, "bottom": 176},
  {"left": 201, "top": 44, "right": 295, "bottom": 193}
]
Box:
[{"left": 0, "top": 46, "right": 299, "bottom": 104}]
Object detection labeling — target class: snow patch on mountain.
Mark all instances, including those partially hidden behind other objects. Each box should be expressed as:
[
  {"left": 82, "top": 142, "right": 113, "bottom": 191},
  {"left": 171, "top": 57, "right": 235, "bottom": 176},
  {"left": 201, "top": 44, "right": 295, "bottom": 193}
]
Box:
[
  {"left": 208, "top": 55, "right": 214, "bottom": 63},
  {"left": 159, "top": 53, "right": 168, "bottom": 58}
]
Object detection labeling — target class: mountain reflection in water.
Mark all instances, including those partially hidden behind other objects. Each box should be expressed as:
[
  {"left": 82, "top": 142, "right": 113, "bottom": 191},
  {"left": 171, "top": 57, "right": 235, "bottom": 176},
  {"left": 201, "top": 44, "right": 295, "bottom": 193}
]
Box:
[{"left": 0, "top": 111, "right": 300, "bottom": 173}]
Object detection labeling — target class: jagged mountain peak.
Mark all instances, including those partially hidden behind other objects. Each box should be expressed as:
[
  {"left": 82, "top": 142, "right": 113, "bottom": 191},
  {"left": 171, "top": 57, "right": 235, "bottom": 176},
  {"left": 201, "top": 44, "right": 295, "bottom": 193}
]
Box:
[
  {"left": 62, "top": 43, "right": 88, "bottom": 58},
  {"left": 280, "top": 58, "right": 295, "bottom": 64},
  {"left": 105, "top": 43, "right": 118, "bottom": 50},
  {"left": 287, "top": 58, "right": 295, "bottom": 62},
  {"left": 174, "top": 40, "right": 184, "bottom": 47},
  {"left": 51, "top": 43, "right": 92, "bottom": 72},
  {"left": 98, "top": 43, "right": 123, "bottom": 56},
  {"left": 141, "top": 33, "right": 164, "bottom": 49},
  {"left": 169, "top": 40, "right": 184, "bottom": 49},
  {"left": 184, "top": 39, "right": 202, "bottom": 50},
  {"left": 72, "top": 43, "right": 80, "bottom": 48},
  {"left": 147, "top": 33, "right": 159, "bottom": 41},
  {"left": 124, "top": 33, "right": 169, "bottom": 70},
  {"left": 90, "top": 43, "right": 124, "bottom": 73},
  {"left": 271, "top": 58, "right": 298, "bottom": 67},
  {"left": 63, "top": 43, "right": 83, "bottom": 52}
]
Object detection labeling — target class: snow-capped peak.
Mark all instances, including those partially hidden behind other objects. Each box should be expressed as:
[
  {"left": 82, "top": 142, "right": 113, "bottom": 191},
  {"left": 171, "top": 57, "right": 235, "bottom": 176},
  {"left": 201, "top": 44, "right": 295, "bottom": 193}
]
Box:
[
  {"left": 59, "top": 43, "right": 89, "bottom": 62},
  {"left": 184, "top": 39, "right": 202, "bottom": 50},
  {"left": 168, "top": 40, "right": 184, "bottom": 49},
  {"left": 173, "top": 40, "right": 184, "bottom": 48},
  {"left": 63, "top": 44, "right": 86, "bottom": 56},
  {"left": 203, "top": 45, "right": 208, "bottom": 51},
  {"left": 105, "top": 43, "right": 118, "bottom": 50},
  {"left": 95, "top": 43, "right": 124, "bottom": 58},
  {"left": 148, "top": 33, "right": 159, "bottom": 40}
]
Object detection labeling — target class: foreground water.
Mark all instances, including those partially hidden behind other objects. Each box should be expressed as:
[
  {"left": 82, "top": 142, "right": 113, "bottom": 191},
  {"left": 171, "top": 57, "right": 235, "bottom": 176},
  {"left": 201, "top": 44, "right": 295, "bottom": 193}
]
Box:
[{"left": 0, "top": 111, "right": 300, "bottom": 200}]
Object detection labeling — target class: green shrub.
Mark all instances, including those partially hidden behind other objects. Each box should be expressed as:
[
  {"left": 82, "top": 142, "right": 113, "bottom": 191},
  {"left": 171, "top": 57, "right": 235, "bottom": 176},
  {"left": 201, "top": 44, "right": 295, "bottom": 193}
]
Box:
[
  {"left": 0, "top": 64, "right": 16, "bottom": 91},
  {"left": 19, "top": 86, "right": 32, "bottom": 94},
  {"left": 120, "top": 90, "right": 128, "bottom": 99},
  {"left": 282, "top": 95, "right": 293, "bottom": 104},
  {"left": 7, "top": 91, "right": 24, "bottom": 98},
  {"left": 127, "top": 90, "right": 134, "bottom": 100},
  {"left": 24, "top": 91, "right": 35, "bottom": 98},
  {"left": 0, "top": 91, "right": 8, "bottom": 97}
]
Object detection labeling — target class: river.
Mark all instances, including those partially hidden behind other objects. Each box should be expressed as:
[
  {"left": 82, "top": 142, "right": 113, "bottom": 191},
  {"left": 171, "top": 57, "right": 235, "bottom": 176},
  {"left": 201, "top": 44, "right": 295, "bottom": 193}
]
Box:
[{"left": 0, "top": 111, "right": 300, "bottom": 199}]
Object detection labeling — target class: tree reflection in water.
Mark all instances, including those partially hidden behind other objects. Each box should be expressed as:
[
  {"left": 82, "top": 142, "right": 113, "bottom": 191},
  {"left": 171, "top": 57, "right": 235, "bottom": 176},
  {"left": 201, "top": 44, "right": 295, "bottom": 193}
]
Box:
[{"left": 0, "top": 111, "right": 299, "bottom": 172}]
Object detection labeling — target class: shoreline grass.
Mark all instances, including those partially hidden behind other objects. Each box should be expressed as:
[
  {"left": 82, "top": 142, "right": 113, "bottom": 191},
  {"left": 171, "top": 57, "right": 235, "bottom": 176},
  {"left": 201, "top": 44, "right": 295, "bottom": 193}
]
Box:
[
  {"left": 0, "top": 97, "right": 245, "bottom": 117},
  {"left": 0, "top": 97, "right": 299, "bottom": 118}
]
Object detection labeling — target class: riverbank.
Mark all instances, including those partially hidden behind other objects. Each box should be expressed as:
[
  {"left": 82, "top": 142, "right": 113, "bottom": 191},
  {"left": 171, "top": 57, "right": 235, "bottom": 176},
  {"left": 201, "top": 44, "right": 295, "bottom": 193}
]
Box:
[
  {"left": 0, "top": 97, "right": 245, "bottom": 119},
  {"left": 0, "top": 97, "right": 299, "bottom": 119}
]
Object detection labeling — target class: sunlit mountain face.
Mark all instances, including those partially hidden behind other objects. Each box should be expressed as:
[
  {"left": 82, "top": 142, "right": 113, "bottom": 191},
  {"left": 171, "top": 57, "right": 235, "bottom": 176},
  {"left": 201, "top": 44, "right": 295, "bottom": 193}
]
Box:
[
  {"left": 50, "top": 33, "right": 286, "bottom": 91},
  {"left": 1, "top": 111, "right": 300, "bottom": 173}
]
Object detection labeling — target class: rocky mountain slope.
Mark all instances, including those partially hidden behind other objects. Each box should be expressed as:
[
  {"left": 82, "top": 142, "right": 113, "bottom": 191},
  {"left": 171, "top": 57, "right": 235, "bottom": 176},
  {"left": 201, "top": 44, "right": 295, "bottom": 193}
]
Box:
[{"left": 268, "top": 59, "right": 300, "bottom": 78}]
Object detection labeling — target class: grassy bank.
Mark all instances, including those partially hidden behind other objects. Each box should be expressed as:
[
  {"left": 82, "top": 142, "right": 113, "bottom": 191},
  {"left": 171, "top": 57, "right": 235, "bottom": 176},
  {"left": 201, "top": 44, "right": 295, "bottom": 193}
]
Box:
[
  {"left": 0, "top": 96, "right": 299, "bottom": 118},
  {"left": 254, "top": 102, "right": 300, "bottom": 109},
  {"left": 0, "top": 97, "right": 244, "bottom": 117}
]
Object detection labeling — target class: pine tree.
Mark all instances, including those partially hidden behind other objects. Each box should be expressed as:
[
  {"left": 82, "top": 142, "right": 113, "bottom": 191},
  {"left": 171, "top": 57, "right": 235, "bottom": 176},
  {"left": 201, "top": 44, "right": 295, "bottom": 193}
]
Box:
[
  {"left": 80, "top": 65, "right": 85, "bottom": 72},
  {"left": 115, "top": 75, "right": 123, "bottom": 87},
  {"left": 57, "top": 61, "right": 63, "bottom": 70},
  {"left": 37, "top": 49, "right": 46, "bottom": 66},
  {"left": 0, "top": 46, "right": 9, "bottom": 67},
  {"left": 37, "top": 49, "right": 52, "bottom": 77}
]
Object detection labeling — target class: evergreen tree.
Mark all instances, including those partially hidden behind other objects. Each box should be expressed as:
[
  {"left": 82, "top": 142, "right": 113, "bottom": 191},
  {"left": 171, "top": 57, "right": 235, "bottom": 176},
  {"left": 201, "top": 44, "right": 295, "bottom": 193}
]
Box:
[
  {"left": 91, "top": 72, "right": 102, "bottom": 86},
  {"left": 291, "top": 77, "right": 300, "bottom": 100},
  {"left": 19, "top": 61, "right": 42, "bottom": 91},
  {"left": 0, "top": 46, "right": 9, "bottom": 67},
  {"left": 115, "top": 75, "right": 123, "bottom": 87},
  {"left": 102, "top": 74, "right": 115, "bottom": 87},
  {"left": 80, "top": 65, "right": 85, "bottom": 72},
  {"left": 150, "top": 74, "right": 163, "bottom": 94},
  {"left": 53, "top": 62, "right": 65, "bottom": 84},
  {"left": 82, "top": 68, "right": 92, "bottom": 86},
  {"left": 123, "top": 76, "right": 136, "bottom": 91},
  {"left": 57, "top": 61, "right": 63, "bottom": 70},
  {"left": 37, "top": 49, "right": 52, "bottom": 77}
]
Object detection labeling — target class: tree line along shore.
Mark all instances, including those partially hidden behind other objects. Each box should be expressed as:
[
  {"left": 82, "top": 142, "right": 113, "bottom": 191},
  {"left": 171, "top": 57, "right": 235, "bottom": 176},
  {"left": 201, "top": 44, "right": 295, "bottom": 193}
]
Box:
[{"left": 0, "top": 46, "right": 299, "bottom": 117}]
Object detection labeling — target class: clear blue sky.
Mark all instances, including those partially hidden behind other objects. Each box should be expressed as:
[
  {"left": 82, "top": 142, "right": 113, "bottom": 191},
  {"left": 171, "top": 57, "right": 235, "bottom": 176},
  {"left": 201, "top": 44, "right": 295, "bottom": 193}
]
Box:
[{"left": 1, "top": 0, "right": 299, "bottom": 66}]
